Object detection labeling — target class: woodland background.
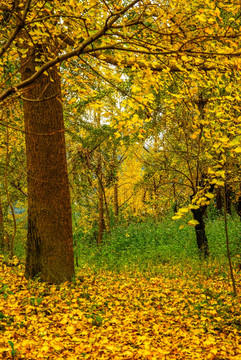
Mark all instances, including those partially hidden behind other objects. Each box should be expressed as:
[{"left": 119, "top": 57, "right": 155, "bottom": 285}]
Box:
[{"left": 1, "top": 1, "right": 241, "bottom": 358}]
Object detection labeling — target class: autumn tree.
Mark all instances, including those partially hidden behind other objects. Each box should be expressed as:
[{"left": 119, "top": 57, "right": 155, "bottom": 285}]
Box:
[
  {"left": 1, "top": 0, "right": 241, "bottom": 281},
  {"left": 0, "top": 0, "right": 148, "bottom": 282}
]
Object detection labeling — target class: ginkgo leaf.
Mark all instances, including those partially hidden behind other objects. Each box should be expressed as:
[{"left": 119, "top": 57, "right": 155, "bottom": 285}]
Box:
[
  {"left": 172, "top": 215, "right": 182, "bottom": 220},
  {"left": 189, "top": 204, "right": 200, "bottom": 210},
  {"left": 234, "top": 146, "right": 241, "bottom": 153},
  {"left": 205, "top": 193, "right": 214, "bottom": 199},
  {"left": 66, "top": 325, "right": 76, "bottom": 335},
  {"left": 52, "top": 343, "right": 63, "bottom": 351},
  {"left": 179, "top": 207, "right": 189, "bottom": 213},
  {"left": 211, "top": 179, "right": 225, "bottom": 186},
  {"left": 188, "top": 219, "right": 199, "bottom": 226}
]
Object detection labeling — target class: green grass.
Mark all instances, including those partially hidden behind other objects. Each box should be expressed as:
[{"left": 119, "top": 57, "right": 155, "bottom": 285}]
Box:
[
  {"left": 6, "top": 209, "right": 241, "bottom": 280},
  {"left": 75, "top": 212, "right": 241, "bottom": 277}
]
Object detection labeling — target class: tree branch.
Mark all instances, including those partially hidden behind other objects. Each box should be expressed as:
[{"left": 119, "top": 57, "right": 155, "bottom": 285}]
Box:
[
  {"left": 0, "top": 0, "right": 32, "bottom": 58},
  {"left": 0, "top": 0, "right": 140, "bottom": 102}
]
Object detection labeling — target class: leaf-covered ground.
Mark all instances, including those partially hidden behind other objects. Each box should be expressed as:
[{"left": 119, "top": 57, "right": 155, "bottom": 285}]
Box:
[{"left": 1, "top": 260, "right": 241, "bottom": 359}]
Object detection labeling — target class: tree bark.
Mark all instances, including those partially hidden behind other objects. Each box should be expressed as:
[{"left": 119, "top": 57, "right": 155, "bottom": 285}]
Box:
[
  {"left": 215, "top": 186, "right": 223, "bottom": 214},
  {"left": 237, "top": 195, "right": 241, "bottom": 220},
  {"left": 225, "top": 186, "right": 232, "bottom": 215},
  {"left": 97, "top": 176, "right": 105, "bottom": 245},
  {"left": 94, "top": 111, "right": 107, "bottom": 243},
  {"left": 114, "top": 181, "right": 119, "bottom": 220},
  {"left": 96, "top": 142, "right": 106, "bottom": 244},
  {"left": 191, "top": 206, "right": 209, "bottom": 257},
  {"left": 20, "top": 52, "right": 74, "bottom": 283},
  {"left": 190, "top": 182, "right": 212, "bottom": 258},
  {"left": 0, "top": 193, "right": 4, "bottom": 252}
]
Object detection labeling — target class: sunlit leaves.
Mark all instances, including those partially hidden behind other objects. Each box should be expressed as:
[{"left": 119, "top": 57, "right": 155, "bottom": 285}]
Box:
[{"left": 0, "top": 262, "right": 241, "bottom": 359}]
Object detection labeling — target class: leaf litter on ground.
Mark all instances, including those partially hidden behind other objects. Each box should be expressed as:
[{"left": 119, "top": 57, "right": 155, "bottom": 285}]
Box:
[{"left": 0, "top": 259, "right": 241, "bottom": 359}]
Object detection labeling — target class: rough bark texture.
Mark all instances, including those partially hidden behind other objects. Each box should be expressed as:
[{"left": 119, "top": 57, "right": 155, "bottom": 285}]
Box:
[
  {"left": 191, "top": 206, "right": 209, "bottom": 257},
  {"left": 20, "top": 52, "right": 74, "bottom": 283}
]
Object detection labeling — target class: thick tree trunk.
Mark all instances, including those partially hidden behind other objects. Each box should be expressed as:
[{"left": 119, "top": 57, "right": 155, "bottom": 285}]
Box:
[
  {"left": 191, "top": 206, "right": 209, "bottom": 257},
  {"left": 20, "top": 56, "right": 74, "bottom": 283},
  {"left": 237, "top": 196, "right": 241, "bottom": 220}
]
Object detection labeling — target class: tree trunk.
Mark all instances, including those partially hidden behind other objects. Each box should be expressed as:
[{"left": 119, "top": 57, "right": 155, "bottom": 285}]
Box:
[
  {"left": 114, "top": 181, "right": 119, "bottom": 220},
  {"left": 94, "top": 111, "right": 107, "bottom": 243},
  {"left": 98, "top": 178, "right": 105, "bottom": 245},
  {"left": 237, "top": 195, "right": 241, "bottom": 220},
  {"left": 225, "top": 186, "right": 232, "bottom": 215},
  {"left": 20, "top": 54, "right": 74, "bottom": 283},
  {"left": 0, "top": 194, "right": 4, "bottom": 252},
  {"left": 215, "top": 186, "right": 223, "bottom": 214},
  {"left": 96, "top": 144, "right": 106, "bottom": 244},
  {"left": 191, "top": 206, "right": 209, "bottom": 257}
]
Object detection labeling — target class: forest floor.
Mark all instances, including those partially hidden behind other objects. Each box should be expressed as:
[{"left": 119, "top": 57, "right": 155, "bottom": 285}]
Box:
[{"left": 0, "top": 259, "right": 241, "bottom": 359}]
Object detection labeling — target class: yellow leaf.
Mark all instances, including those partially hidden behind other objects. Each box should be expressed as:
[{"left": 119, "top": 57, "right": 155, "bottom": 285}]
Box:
[
  {"left": 188, "top": 219, "right": 199, "bottom": 226},
  {"left": 212, "top": 179, "right": 224, "bottom": 186},
  {"left": 42, "top": 345, "right": 49, "bottom": 353},
  {"left": 52, "top": 343, "right": 63, "bottom": 351},
  {"left": 216, "top": 170, "right": 225, "bottom": 178},
  {"left": 179, "top": 207, "right": 189, "bottom": 213},
  {"left": 204, "top": 336, "right": 216, "bottom": 346},
  {"left": 217, "top": 135, "right": 229, "bottom": 143},
  {"left": 207, "top": 349, "right": 218, "bottom": 360},
  {"left": 66, "top": 325, "right": 76, "bottom": 335},
  {"left": 172, "top": 215, "right": 182, "bottom": 220},
  {"left": 115, "top": 132, "right": 121, "bottom": 138},
  {"left": 189, "top": 204, "right": 200, "bottom": 210},
  {"left": 132, "top": 85, "right": 142, "bottom": 93},
  {"left": 234, "top": 146, "right": 241, "bottom": 153},
  {"left": 72, "top": 336, "right": 82, "bottom": 343},
  {"left": 205, "top": 193, "right": 214, "bottom": 199}
]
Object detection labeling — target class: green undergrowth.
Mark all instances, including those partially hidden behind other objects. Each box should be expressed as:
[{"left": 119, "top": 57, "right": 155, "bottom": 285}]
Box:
[
  {"left": 7, "top": 210, "right": 241, "bottom": 280},
  {"left": 75, "top": 212, "right": 241, "bottom": 278}
]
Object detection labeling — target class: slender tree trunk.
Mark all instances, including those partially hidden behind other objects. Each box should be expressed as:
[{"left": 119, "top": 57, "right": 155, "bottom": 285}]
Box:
[
  {"left": 97, "top": 154, "right": 105, "bottom": 244},
  {"left": 97, "top": 176, "right": 105, "bottom": 245},
  {"left": 112, "top": 147, "right": 119, "bottom": 222},
  {"left": 0, "top": 194, "right": 4, "bottom": 252},
  {"left": 114, "top": 181, "right": 119, "bottom": 220},
  {"left": 20, "top": 54, "right": 74, "bottom": 283},
  {"left": 4, "top": 126, "right": 16, "bottom": 258},
  {"left": 225, "top": 186, "right": 232, "bottom": 215},
  {"left": 191, "top": 206, "right": 209, "bottom": 257},
  {"left": 95, "top": 112, "right": 105, "bottom": 244},
  {"left": 216, "top": 186, "right": 223, "bottom": 214},
  {"left": 102, "top": 183, "right": 111, "bottom": 232},
  {"left": 173, "top": 184, "right": 178, "bottom": 214},
  {"left": 224, "top": 183, "right": 237, "bottom": 296}
]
